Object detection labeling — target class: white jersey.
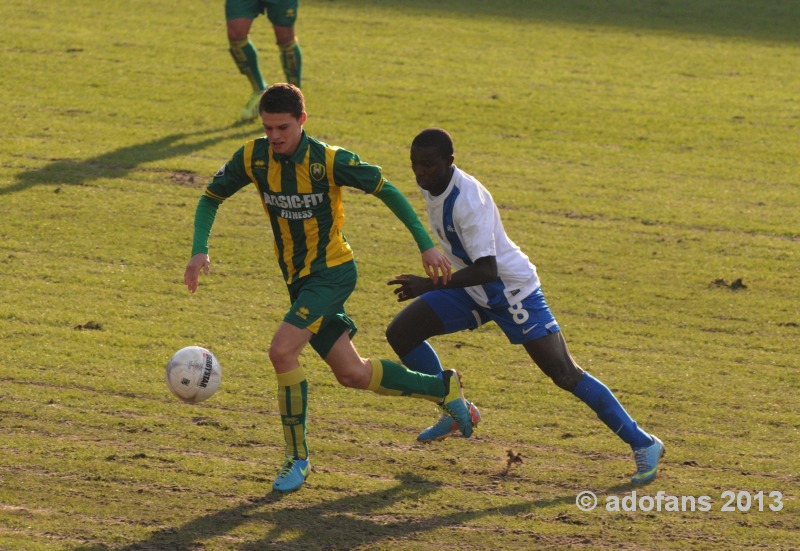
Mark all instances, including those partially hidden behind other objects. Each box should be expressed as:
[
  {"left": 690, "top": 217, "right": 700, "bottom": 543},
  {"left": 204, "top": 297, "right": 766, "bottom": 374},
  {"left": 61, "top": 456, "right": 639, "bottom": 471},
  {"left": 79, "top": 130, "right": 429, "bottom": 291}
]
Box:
[{"left": 421, "top": 165, "right": 540, "bottom": 309}]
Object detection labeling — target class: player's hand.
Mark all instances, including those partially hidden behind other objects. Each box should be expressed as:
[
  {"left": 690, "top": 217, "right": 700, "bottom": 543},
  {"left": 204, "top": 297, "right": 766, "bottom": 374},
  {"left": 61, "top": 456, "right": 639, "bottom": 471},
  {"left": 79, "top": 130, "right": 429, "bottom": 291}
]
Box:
[
  {"left": 421, "top": 247, "right": 451, "bottom": 286},
  {"left": 388, "top": 273, "right": 433, "bottom": 302},
  {"left": 184, "top": 253, "right": 210, "bottom": 293}
]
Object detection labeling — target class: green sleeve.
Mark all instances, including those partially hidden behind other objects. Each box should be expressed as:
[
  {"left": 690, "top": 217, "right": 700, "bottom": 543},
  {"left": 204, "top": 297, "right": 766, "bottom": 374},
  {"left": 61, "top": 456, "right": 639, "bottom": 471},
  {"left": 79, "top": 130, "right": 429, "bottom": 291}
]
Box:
[
  {"left": 191, "top": 195, "right": 220, "bottom": 255},
  {"left": 329, "top": 148, "right": 434, "bottom": 252},
  {"left": 191, "top": 145, "right": 253, "bottom": 255},
  {"left": 374, "top": 181, "right": 435, "bottom": 253},
  {"left": 331, "top": 147, "right": 385, "bottom": 192}
]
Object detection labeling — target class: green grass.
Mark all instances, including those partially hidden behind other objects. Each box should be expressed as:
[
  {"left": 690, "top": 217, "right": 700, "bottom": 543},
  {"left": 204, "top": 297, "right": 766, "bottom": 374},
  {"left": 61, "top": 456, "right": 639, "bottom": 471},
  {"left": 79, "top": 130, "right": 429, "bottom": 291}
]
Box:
[{"left": 1, "top": 0, "right": 798, "bottom": 549}]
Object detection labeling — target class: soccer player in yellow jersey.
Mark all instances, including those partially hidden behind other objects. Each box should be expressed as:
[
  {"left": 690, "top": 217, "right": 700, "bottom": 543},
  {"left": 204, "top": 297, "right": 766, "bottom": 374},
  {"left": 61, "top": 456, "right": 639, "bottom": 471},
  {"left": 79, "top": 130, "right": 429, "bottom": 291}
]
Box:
[
  {"left": 184, "top": 84, "right": 474, "bottom": 492},
  {"left": 226, "top": 0, "right": 303, "bottom": 120}
]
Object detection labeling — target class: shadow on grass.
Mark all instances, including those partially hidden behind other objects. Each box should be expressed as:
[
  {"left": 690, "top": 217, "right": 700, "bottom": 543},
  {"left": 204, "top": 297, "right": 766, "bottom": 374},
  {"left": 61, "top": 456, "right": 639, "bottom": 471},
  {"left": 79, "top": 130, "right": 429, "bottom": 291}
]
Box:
[
  {"left": 332, "top": 0, "right": 800, "bottom": 44},
  {"left": 73, "top": 471, "right": 582, "bottom": 550},
  {"left": 1, "top": 122, "right": 255, "bottom": 196}
]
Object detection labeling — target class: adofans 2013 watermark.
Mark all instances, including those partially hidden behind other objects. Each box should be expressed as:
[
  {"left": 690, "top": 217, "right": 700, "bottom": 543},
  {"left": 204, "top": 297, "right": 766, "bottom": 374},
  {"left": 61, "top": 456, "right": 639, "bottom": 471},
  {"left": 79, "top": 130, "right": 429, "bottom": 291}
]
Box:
[{"left": 575, "top": 490, "right": 784, "bottom": 513}]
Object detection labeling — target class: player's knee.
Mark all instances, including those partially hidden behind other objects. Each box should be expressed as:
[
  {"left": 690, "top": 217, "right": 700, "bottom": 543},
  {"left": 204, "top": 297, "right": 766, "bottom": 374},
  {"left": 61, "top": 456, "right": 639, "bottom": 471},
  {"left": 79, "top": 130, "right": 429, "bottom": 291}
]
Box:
[
  {"left": 547, "top": 365, "right": 583, "bottom": 392},
  {"left": 334, "top": 372, "right": 357, "bottom": 388},
  {"left": 268, "top": 343, "right": 294, "bottom": 371},
  {"left": 273, "top": 26, "right": 295, "bottom": 46},
  {"left": 384, "top": 324, "right": 393, "bottom": 342},
  {"left": 385, "top": 321, "right": 401, "bottom": 348},
  {"left": 227, "top": 18, "right": 252, "bottom": 42},
  {"left": 334, "top": 369, "right": 368, "bottom": 389}
]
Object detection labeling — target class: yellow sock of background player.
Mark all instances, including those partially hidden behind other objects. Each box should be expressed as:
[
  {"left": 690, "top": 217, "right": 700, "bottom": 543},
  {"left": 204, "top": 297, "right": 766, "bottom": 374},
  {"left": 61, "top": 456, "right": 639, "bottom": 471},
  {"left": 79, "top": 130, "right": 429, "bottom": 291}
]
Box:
[{"left": 279, "top": 37, "right": 302, "bottom": 87}]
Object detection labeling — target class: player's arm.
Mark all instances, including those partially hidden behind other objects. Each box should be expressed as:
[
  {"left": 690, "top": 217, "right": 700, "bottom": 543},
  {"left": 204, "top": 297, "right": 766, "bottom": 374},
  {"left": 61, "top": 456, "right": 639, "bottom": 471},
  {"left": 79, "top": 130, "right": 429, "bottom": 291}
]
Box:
[
  {"left": 389, "top": 186, "right": 499, "bottom": 301},
  {"left": 184, "top": 149, "right": 252, "bottom": 293},
  {"left": 388, "top": 255, "right": 497, "bottom": 302},
  {"left": 332, "top": 149, "right": 451, "bottom": 283},
  {"left": 184, "top": 195, "right": 219, "bottom": 293},
  {"left": 373, "top": 181, "right": 451, "bottom": 284}
]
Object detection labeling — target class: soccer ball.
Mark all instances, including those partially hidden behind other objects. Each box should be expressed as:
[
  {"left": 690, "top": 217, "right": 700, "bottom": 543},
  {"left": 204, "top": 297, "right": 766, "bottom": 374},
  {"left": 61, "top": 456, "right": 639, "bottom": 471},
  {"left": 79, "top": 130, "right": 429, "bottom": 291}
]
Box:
[{"left": 165, "top": 346, "right": 222, "bottom": 404}]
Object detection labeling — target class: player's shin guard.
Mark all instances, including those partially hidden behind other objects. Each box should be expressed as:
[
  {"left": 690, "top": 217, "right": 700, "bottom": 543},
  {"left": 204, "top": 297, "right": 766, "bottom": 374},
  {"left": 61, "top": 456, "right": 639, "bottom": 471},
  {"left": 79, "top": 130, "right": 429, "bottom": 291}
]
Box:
[
  {"left": 279, "top": 37, "right": 302, "bottom": 87},
  {"left": 400, "top": 341, "right": 444, "bottom": 377},
  {"left": 572, "top": 372, "right": 653, "bottom": 449},
  {"left": 229, "top": 38, "right": 267, "bottom": 92},
  {"left": 276, "top": 367, "right": 309, "bottom": 460},
  {"left": 367, "top": 359, "right": 444, "bottom": 403}
]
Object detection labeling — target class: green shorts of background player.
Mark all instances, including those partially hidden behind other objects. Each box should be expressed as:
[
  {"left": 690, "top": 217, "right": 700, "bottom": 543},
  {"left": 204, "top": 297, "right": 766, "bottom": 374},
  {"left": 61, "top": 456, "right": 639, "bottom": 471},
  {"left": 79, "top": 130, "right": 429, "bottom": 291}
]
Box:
[{"left": 225, "top": 0, "right": 302, "bottom": 120}]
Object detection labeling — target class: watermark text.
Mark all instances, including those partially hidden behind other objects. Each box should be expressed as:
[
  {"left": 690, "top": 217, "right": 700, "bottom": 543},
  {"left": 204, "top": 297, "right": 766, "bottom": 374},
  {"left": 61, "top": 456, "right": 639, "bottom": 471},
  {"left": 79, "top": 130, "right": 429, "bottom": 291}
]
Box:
[{"left": 575, "top": 490, "right": 784, "bottom": 513}]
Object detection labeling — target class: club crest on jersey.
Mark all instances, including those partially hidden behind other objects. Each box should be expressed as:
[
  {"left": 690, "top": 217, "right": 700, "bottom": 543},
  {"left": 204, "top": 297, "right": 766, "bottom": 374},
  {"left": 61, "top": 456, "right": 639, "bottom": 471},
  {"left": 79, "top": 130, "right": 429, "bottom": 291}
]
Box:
[{"left": 310, "top": 163, "right": 326, "bottom": 181}]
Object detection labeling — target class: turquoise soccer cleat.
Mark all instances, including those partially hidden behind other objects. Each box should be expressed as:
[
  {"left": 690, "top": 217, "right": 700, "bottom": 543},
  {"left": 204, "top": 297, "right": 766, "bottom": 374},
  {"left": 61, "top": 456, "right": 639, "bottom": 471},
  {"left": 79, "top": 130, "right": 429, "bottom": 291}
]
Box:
[
  {"left": 272, "top": 456, "right": 311, "bottom": 492},
  {"left": 418, "top": 401, "right": 481, "bottom": 442},
  {"left": 438, "top": 370, "right": 473, "bottom": 438},
  {"left": 631, "top": 435, "right": 664, "bottom": 485}
]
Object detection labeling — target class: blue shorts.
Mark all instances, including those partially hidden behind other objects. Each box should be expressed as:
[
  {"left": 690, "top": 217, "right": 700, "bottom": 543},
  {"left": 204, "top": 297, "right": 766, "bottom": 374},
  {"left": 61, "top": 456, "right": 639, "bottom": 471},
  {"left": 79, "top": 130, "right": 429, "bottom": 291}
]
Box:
[{"left": 420, "top": 287, "right": 560, "bottom": 345}]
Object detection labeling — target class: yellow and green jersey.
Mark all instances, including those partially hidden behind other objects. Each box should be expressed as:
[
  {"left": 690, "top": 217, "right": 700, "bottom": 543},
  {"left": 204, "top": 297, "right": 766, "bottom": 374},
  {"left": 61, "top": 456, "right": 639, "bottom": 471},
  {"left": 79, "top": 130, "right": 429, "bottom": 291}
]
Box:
[{"left": 192, "top": 131, "right": 434, "bottom": 284}]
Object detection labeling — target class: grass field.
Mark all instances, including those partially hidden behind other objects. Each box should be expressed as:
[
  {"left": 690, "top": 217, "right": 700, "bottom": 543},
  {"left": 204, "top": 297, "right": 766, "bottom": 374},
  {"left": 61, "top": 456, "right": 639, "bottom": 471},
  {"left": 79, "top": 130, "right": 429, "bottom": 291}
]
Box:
[{"left": 1, "top": 0, "right": 798, "bottom": 549}]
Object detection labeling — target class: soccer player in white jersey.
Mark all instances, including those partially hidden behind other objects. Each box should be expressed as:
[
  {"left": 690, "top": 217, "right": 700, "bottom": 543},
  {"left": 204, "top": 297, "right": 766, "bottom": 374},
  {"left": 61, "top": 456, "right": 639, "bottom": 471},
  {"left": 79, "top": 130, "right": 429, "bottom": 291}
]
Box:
[{"left": 386, "top": 127, "right": 664, "bottom": 485}]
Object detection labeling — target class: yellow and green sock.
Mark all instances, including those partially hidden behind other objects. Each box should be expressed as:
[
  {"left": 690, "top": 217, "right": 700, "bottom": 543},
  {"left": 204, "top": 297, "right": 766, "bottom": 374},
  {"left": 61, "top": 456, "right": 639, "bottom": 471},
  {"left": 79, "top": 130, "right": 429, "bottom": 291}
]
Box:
[
  {"left": 279, "top": 37, "right": 302, "bottom": 87},
  {"left": 276, "top": 367, "right": 309, "bottom": 460},
  {"left": 367, "top": 359, "right": 444, "bottom": 403},
  {"left": 229, "top": 38, "right": 267, "bottom": 92}
]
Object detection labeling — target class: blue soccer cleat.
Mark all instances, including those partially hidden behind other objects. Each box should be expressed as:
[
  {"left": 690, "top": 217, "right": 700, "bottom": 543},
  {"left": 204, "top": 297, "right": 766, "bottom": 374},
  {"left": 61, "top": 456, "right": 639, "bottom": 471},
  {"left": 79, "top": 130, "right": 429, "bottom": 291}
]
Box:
[
  {"left": 631, "top": 435, "right": 664, "bottom": 485},
  {"left": 418, "top": 402, "right": 481, "bottom": 442},
  {"left": 438, "top": 370, "right": 473, "bottom": 438},
  {"left": 273, "top": 456, "right": 311, "bottom": 493}
]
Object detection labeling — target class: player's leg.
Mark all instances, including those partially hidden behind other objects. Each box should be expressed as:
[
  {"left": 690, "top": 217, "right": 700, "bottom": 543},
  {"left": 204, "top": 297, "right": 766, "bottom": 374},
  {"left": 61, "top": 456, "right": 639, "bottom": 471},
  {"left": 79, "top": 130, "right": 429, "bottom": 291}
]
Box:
[
  {"left": 386, "top": 297, "right": 446, "bottom": 376},
  {"left": 269, "top": 264, "right": 353, "bottom": 493},
  {"left": 268, "top": 321, "right": 313, "bottom": 492},
  {"left": 226, "top": 0, "right": 269, "bottom": 119},
  {"left": 321, "top": 331, "right": 473, "bottom": 438},
  {"left": 324, "top": 332, "right": 441, "bottom": 399},
  {"left": 308, "top": 261, "right": 447, "bottom": 401},
  {"left": 266, "top": 0, "right": 302, "bottom": 87},
  {"left": 524, "top": 332, "right": 664, "bottom": 483},
  {"left": 274, "top": 26, "right": 301, "bottom": 87},
  {"left": 386, "top": 289, "right": 483, "bottom": 441},
  {"left": 227, "top": 17, "right": 267, "bottom": 93},
  {"left": 513, "top": 288, "right": 663, "bottom": 483},
  {"left": 524, "top": 330, "right": 651, "bottom": 443}
]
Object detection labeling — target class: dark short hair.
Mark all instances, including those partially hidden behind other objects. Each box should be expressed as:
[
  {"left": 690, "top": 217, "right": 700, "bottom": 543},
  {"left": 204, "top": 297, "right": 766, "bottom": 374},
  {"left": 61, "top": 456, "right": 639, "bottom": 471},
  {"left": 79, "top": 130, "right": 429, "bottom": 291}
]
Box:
[
  {"left": 411, "top": 128, "right": 454, "bottom": 158},
  {"left": 259, "top": 83, "right": 305, "bottom": 119}
]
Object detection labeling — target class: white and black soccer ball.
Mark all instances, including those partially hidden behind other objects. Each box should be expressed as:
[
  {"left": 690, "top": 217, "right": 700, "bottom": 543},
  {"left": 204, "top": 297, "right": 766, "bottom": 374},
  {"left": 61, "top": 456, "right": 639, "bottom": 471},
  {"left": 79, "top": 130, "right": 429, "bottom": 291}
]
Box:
[{"left": 165, "top": 346, "right": 222, "bottom": 404}]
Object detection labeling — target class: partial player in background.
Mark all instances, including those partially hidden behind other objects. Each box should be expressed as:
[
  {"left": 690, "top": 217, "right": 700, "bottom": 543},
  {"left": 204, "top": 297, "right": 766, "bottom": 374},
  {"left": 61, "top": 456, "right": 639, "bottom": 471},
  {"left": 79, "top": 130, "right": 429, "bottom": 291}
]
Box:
[
  {"left": 226, "top": 0, "right": 303, "bottom": 121},
  {"left": 386, "top": 127, "right": 665, "bottom": 485},
  {"left": 184, "top": 85, "right": 474, "bottom": 494}
]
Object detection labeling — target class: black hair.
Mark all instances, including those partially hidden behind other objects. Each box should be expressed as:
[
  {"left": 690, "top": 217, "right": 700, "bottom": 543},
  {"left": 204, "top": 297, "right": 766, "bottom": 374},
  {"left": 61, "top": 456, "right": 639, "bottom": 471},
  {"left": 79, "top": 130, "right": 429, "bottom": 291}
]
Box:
[{"left": 411, "top": 127, "right": 454, "bottom": 158}]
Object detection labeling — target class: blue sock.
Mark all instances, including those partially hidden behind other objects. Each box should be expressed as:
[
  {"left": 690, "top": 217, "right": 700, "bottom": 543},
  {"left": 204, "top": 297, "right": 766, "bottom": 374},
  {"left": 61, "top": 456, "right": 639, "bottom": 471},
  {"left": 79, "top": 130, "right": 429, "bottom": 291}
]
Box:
[
  {"left": 400, "top": 341, "right": 443, "bottom": 378},
  {"left": 572, "top": 372, "right": 653, "bottom": 449}
]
